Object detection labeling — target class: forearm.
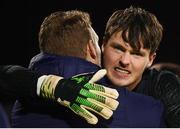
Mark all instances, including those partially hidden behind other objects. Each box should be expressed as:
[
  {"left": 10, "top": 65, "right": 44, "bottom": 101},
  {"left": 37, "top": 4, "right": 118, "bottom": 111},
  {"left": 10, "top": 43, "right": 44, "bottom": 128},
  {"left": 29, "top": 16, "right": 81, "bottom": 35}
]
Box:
[{"left": 0, "top": 65, "right": 40, "bottom": 98}]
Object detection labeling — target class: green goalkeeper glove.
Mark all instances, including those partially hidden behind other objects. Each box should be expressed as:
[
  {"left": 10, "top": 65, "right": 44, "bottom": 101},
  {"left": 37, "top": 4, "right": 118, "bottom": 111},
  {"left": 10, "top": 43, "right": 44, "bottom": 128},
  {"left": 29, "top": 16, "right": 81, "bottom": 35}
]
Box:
[{"left": 37, "top": 69, "right": 119, "bottom": 125}]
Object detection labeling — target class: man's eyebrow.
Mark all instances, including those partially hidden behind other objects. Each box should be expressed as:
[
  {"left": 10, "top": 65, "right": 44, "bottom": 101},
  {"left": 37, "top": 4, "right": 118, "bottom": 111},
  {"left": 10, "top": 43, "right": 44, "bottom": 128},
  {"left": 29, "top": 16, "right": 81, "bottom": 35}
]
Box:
[
  {"left": 111, "top": 42, "right": 126, "bottom": 50},
  {"left": 130, "top": 49, "right": 146, "bottom": 55}
]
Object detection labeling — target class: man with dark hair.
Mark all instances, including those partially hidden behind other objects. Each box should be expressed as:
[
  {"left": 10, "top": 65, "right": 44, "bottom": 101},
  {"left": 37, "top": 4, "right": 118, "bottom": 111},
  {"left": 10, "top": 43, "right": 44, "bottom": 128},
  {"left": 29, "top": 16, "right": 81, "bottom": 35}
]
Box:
[{"left": 101, "top": 6, "right": 180, "bottom": 127}]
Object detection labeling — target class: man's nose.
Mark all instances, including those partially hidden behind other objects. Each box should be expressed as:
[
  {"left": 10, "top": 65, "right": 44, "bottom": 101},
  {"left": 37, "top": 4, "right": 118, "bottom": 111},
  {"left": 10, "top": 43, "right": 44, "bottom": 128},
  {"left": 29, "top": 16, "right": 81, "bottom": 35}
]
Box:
[{"left": 119, "top": 52, "right": 130, "bottom": 67}]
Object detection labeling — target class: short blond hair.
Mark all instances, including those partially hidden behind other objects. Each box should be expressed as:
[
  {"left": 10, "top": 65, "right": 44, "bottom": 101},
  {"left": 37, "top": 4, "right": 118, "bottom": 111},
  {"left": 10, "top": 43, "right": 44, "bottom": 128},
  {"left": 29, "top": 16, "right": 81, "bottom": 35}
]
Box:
[{"left": 39, "top": 10, "right": 93, "bottom": 58}]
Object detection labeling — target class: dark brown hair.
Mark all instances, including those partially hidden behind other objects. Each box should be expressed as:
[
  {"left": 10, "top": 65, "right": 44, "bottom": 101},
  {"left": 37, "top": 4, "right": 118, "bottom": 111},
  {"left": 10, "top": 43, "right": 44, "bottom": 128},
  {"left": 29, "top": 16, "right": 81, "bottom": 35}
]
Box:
[{"left": 103, "top": 6, "right": 163, "bottom": 54}]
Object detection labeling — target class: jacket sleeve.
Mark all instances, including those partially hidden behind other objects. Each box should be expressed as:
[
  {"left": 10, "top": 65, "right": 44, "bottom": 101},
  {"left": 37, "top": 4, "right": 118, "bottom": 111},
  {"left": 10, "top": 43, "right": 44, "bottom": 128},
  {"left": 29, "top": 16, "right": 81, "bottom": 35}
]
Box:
[
  {"left": 0, "top": 65, "right": 41, "bottom": 99},
  {"left": 153, "top": 70, "right": 180, "bottom": 127}
]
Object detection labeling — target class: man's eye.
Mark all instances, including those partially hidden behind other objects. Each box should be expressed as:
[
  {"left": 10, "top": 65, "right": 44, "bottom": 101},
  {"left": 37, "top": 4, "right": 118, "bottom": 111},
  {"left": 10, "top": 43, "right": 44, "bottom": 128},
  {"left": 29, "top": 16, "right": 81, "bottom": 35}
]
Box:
[
  {"left": 131, "top": 52, "right": 142, "bottom": 56},
  {"left": 113, "top": 45, "right": 125, "bottom": 52}
]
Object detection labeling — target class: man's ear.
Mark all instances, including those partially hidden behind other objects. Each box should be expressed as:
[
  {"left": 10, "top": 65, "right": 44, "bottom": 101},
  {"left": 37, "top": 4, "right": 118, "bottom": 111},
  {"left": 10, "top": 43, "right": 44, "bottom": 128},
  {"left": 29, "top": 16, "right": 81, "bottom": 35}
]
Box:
[
  {"left": 101, "top": 43, "right": 104, "bottom": 53},
  {"left": 86, "top": 40, "right": 96, "bottom": 60},
  {"left": 147, "top": 53, "right": 156, "bottom": 68}
]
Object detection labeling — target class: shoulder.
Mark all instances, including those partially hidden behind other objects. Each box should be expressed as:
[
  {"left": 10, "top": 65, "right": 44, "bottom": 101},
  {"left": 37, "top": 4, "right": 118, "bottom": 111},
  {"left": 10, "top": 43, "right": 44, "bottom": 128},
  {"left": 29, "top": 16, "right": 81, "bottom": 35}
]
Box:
[
  {"left": 145, "top": 66, "right": 180, "bottom": 85},
  {"left": 151, "top": 62, "right": 180, "bottom": 77},
  {"left": 149, "top": 69, "right": 180, "bottom": 93},
  {"left": 138, "top": 68, "right": 180, "bottom": 103},
  {"left": 137, "top": 69, "right": 180, "bottom": 95}
]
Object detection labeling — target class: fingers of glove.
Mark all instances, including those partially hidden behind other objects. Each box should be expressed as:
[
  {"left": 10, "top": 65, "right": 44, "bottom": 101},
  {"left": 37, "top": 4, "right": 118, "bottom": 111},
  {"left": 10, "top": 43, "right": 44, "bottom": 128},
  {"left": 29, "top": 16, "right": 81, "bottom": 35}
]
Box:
[
  {"left": 84, "top": 83, "right": 119, "bottom": 99},
  {"left": 75, "top": 96, "right": 113, "bottom": 120},
  {"left": 79, "top": 88, "right": 119, "bottom": 110},
  {"left": 101, "top": 85, "right": 119, "bottom": 99},
  {"left": 69, "top": 103, "right": 98, "bottom": 125},
  {"left": 57, "top": 97, "right": 71, "bottom": 107},
  {"left": 81, "top": 105, "right": 113, "bottom": 120},
  {"left": 88, "top": 92, "right": 119, "bottom": 110},
  {"left": 57, "top": 96, "right": 99, "bottom": 124},
  {"left": 88, "top": 69, "right": 107, "bottom": 83}
]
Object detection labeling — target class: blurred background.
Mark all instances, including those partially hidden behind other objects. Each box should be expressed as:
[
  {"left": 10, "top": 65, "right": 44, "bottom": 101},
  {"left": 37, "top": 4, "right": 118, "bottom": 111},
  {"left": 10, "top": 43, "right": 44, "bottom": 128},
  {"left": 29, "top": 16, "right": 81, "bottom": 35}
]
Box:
[{"left": 1, "top": 0, "right": 180, "bottom": 67}]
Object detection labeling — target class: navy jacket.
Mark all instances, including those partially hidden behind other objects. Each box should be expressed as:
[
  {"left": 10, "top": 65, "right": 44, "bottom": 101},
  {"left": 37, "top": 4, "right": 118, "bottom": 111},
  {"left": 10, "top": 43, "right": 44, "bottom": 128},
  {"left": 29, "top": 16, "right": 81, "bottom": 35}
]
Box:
[
  {"left": 0, "top": 104, "right": 10, "bottom": 127},
  {"left": 12, "top": 53, "right": 165, "bottom": 127}
]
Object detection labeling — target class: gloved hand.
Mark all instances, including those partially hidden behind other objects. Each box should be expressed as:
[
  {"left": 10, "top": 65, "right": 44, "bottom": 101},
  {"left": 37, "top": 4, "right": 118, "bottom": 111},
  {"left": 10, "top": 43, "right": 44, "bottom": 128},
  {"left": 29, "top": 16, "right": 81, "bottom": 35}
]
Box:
[{"left": 37, "top": 69, "right": 119, "bottom": 124}]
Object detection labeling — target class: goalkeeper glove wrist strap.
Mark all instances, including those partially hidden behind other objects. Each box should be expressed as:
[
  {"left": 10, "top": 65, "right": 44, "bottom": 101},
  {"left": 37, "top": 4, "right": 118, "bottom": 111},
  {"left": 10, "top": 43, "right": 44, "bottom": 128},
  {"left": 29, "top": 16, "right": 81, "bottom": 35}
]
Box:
[{"left": 54, "top": 79, "right": 81, "bottom": 102}]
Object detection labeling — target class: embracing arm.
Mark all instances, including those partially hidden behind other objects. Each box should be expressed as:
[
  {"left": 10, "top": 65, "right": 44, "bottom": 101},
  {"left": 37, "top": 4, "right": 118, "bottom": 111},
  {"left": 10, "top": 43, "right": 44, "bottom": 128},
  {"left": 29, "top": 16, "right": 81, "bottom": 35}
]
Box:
[
  {"left": 0, "top": 65, "right": 119, "bottom": 124},
  {"left": 153, "top": 70, "right": 180, "bottom": 127},
  {"left": 0, "top": 65, "right": 39, "bottom": 98}
]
